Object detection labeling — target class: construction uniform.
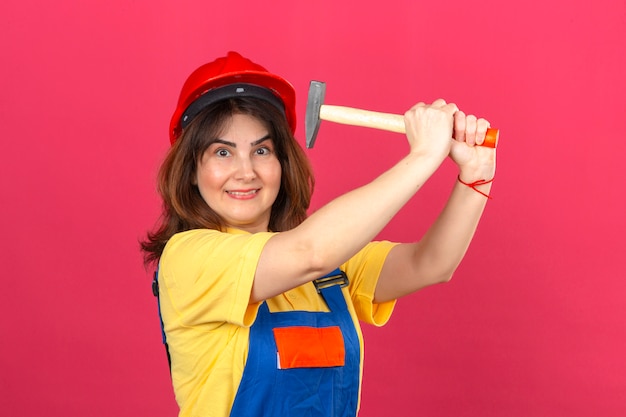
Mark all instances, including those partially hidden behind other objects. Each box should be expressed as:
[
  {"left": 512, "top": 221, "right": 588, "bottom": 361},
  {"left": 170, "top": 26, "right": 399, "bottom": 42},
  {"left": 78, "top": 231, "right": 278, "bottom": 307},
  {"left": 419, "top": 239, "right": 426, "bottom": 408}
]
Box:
[{"left": 157, "top": 228, "right": 397, "bottom": 417}]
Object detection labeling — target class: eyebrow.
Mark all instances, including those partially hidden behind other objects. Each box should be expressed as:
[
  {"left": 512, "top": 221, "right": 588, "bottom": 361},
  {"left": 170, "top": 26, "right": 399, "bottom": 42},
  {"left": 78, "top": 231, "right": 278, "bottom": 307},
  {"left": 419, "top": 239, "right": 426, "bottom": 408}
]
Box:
[{"left": 213, "top": 134, "right": 272, "bottom": 148}]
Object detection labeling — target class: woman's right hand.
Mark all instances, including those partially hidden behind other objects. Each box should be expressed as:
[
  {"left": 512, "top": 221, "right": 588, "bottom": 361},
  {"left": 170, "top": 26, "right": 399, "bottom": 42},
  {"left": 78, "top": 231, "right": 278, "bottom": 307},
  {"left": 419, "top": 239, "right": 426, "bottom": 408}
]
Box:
[{"left": 403, "top": 99, "right": 458, "bottom": 164}]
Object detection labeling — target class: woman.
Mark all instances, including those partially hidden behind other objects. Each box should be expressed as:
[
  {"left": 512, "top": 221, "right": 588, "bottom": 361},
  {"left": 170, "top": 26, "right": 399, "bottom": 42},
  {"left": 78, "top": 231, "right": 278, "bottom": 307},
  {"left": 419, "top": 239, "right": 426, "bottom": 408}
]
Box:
[{"left": 142, "top": 51, "right": 496, "bottom": 417}]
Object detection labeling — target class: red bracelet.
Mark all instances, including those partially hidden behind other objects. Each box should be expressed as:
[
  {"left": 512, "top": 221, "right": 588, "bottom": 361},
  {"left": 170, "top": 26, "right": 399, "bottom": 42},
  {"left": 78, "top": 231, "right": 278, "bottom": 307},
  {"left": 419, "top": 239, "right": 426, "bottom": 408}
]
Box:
[{"left": 457, "top": 175, "right": 494, "bottom": 199}]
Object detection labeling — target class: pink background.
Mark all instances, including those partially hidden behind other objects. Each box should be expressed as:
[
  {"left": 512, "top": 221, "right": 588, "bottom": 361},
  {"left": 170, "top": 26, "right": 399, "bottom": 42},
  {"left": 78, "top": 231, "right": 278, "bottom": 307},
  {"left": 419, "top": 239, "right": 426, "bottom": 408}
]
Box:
[{"left": 1, "top": 0, "right": 625, "bottom": 416}]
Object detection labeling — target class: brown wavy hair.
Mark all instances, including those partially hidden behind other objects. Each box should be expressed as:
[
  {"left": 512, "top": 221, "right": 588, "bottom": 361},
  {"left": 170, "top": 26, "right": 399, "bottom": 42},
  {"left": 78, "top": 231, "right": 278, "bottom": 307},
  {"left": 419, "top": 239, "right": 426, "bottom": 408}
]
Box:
[{"left": 141, "top": 97, "right": 314, "bottom": 266}]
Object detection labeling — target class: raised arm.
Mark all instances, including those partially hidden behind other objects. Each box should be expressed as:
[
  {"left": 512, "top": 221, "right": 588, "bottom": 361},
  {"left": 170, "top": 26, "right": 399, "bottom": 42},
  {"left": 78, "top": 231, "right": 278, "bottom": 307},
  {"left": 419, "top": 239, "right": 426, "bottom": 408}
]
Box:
[
  {"left": 373, "top": 109, "right": 497, "bottom": 302},
  {"left": 251, "top": 99, "right": 486, "bottom": 303}
]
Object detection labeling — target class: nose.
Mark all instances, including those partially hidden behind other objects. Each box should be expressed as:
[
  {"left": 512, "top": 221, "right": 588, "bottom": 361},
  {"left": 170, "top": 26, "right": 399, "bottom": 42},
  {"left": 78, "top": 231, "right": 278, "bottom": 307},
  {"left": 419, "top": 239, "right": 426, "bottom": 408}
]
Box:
[{"left": 234, "top": 155, "right": 257, "bottom": 181}]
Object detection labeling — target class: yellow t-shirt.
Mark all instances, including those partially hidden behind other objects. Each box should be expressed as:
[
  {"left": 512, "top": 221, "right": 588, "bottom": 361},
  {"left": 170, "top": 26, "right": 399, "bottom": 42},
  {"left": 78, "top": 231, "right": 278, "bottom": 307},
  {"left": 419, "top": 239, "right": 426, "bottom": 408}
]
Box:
[{"left": 159, "top": 228, "right": 397, "bottom": 417}]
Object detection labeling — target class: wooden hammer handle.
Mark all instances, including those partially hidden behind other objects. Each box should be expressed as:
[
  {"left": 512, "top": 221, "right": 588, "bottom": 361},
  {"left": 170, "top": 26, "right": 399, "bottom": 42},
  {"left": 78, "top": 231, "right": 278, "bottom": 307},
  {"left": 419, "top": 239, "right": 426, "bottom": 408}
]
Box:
[{"left": 319, "top": 104, "right": 498, "bottom": 148}]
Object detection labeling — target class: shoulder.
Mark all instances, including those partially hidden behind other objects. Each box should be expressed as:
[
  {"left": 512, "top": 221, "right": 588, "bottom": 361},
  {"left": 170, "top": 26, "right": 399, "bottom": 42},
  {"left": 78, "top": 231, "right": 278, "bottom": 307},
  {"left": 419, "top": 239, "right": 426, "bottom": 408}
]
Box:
[
  {"left": 341, "top": 241, "right": 398, "bottom": 325},
  {"left": 163, "top": 228, "right": 276, "bottom": 262},
  {"left": 159, "top": 228, "right": 277, "bottom": 326},
  {"left": 160, "top": 228, "right": 277, "bottom": 287}
]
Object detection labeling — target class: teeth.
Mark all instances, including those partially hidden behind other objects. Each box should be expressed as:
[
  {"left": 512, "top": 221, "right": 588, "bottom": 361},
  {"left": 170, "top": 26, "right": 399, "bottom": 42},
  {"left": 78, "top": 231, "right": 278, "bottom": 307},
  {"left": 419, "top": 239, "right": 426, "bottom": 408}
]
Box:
[{"left": 228, "top": 190, "right": 257, "bottom": 196}]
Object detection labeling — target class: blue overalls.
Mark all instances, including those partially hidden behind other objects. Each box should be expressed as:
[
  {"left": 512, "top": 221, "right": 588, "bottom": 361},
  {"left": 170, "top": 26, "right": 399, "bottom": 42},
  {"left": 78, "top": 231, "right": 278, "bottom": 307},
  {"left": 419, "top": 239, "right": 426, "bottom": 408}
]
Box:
[
  {"left": 153, "top": 269, "right": 361, "bottom": 417},
  {"left": 229, "top": 270, "right": 361, "bottom": 417}
]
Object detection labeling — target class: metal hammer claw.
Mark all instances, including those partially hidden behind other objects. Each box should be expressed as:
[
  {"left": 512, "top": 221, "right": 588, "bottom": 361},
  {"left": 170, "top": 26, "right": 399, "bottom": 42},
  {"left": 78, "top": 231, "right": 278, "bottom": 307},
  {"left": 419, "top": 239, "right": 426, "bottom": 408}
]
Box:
[{"left": 305, "top": 80, "right": 499, "bottom": 149}]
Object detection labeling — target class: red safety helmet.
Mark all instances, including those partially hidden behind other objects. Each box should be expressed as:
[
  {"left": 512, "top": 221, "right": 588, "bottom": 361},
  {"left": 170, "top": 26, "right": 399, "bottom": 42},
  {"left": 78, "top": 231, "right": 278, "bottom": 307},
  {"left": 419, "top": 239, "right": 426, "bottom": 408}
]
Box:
[{"left": 169, "top": 51, "right": 297, "bottom": 145}]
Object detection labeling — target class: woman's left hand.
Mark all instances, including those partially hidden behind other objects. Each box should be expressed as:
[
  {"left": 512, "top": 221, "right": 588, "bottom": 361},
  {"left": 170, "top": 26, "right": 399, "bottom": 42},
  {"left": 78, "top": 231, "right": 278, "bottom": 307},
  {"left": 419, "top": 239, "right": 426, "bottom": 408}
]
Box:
[{"left": 450, "top": 111, "right": 496, "bottom": 181}]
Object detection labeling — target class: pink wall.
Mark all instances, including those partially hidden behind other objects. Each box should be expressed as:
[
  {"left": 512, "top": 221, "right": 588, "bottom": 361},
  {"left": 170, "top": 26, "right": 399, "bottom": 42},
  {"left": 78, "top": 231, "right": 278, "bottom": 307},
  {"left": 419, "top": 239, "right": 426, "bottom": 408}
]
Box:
[{"left": 1, "top": 0, "right": 624, "bottom": 416}]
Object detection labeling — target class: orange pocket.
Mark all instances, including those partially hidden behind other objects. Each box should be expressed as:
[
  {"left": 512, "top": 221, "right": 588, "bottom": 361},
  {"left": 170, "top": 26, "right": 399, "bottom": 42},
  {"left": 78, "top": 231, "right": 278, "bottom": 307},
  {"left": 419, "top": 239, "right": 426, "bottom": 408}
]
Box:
[{"left": 273, "top": 326, "right": 345, "bottom": 369}]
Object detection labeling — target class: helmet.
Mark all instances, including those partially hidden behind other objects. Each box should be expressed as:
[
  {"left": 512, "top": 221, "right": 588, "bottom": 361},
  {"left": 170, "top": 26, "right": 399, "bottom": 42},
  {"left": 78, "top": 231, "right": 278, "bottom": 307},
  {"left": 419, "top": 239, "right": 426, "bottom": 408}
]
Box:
[{"left": 169, "top": 51, "right": 297, "bottom": 144}]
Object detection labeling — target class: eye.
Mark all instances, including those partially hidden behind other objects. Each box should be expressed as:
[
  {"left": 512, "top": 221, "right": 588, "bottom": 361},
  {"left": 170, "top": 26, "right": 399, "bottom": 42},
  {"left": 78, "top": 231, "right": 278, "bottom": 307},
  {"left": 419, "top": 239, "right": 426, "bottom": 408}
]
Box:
[
  {"left": 255, "top": 146, "right": 272, "bottom": 156},
  {"left": 216, "top": 148, "right": 231, "bottom": 157}
]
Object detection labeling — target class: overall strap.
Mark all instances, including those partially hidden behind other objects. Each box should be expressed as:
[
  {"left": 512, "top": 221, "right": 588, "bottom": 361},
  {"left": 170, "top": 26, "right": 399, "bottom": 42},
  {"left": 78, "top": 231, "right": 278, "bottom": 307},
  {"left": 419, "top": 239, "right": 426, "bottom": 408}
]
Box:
[
  {"left": 152, "top": 266, "right": 172, "bottom": 373},
  {"left": 313, "top": 268, "right": 349, "bottom": 294}
]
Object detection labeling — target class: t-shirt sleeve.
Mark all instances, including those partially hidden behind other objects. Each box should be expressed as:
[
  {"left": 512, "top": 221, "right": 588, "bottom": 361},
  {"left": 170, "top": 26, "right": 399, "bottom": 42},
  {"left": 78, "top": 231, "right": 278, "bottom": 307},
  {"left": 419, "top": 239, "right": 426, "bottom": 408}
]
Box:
[
  {"left": 159, "top": 229, "right": 274, "bottom": 329},
  {"left": 342, "top": 240, "right": 399, "bottom": 326}
]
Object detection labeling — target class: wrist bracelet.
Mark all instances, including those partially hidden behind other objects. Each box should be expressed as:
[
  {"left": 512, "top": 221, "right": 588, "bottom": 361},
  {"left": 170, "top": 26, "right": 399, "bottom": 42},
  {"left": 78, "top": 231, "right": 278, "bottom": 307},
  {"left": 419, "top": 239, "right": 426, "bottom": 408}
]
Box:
[{"left": 457, "top": 175, "right": 494, "bottom": 199}]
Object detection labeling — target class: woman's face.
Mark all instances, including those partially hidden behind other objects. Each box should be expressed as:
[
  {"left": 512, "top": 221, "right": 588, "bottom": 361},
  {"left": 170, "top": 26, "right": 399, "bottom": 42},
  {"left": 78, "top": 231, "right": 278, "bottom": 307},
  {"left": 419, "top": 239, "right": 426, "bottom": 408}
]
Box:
[{"left": 195, "top": 113, "right": 282, "bottom": 233}]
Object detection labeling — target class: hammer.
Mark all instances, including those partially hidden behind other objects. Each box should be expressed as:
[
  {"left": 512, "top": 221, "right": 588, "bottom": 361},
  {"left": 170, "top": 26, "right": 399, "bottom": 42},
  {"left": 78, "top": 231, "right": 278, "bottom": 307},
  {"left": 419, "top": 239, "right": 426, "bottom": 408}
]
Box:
[{"left": 305, "top": 80, "right": 499, "bottom": 149}]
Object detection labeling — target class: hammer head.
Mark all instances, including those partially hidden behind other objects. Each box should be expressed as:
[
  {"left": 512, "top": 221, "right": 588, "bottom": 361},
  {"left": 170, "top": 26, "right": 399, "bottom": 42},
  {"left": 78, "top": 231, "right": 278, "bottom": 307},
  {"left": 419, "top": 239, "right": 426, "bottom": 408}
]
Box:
[{"left": 305, "top": 81, "right": 326, "bottom": 148}]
